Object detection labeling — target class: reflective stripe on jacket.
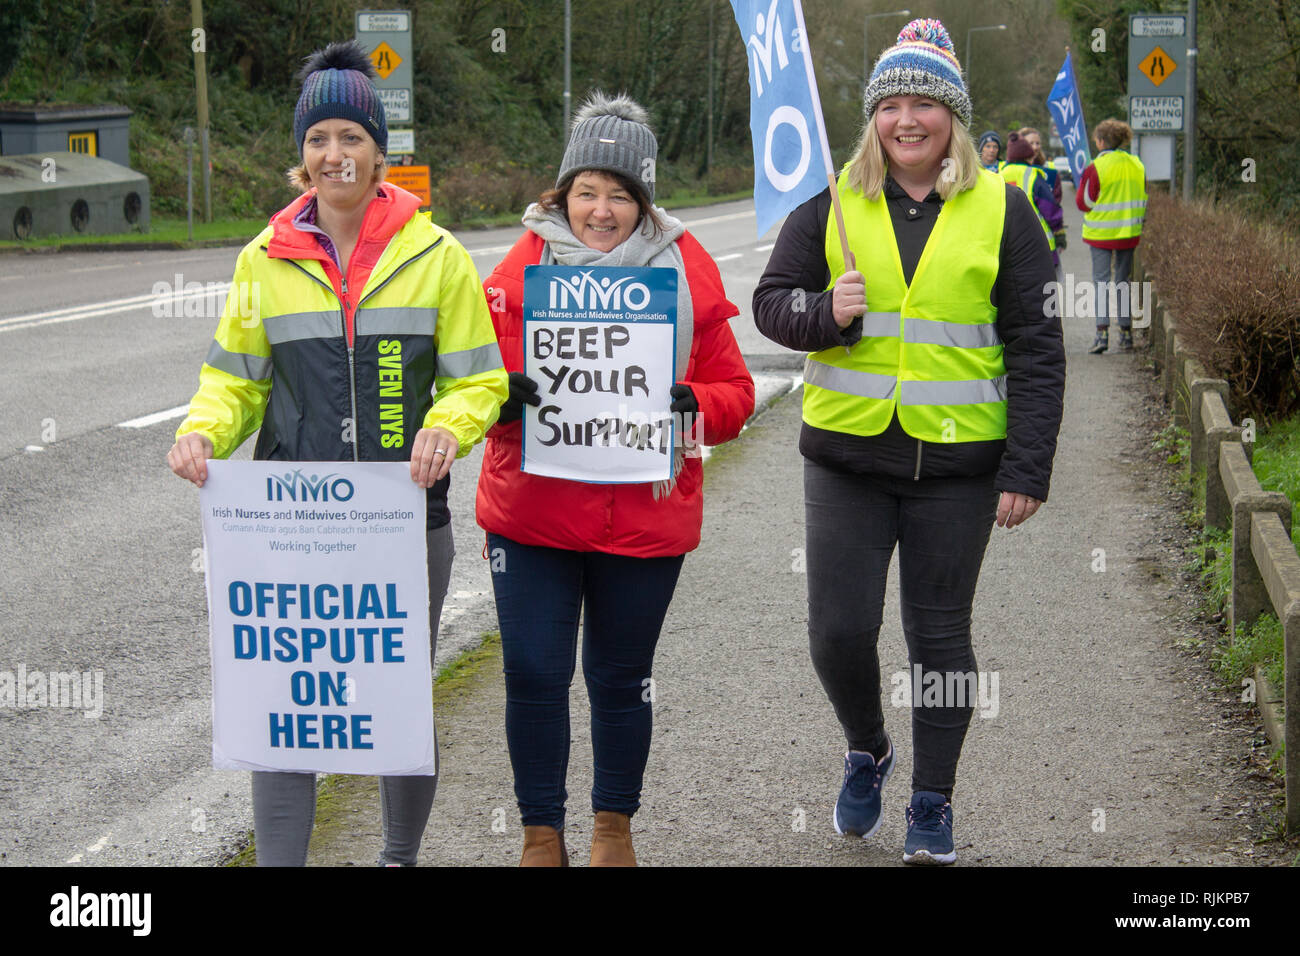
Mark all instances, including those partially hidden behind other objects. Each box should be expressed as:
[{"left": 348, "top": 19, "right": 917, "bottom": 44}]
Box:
[{"left": 807, "top": 166, "right": 1007, "bottom": 444}]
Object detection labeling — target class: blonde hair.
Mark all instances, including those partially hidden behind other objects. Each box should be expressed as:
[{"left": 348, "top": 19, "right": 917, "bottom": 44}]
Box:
[
  {"left": 847, "top": 111, "right": 981, "bottom": 200},
  {"left": 286, "top": 156, "right": 387, "bottom": 192},
  {"left": 1094, "top": 118, "right": 1132, "bottom": 150}
]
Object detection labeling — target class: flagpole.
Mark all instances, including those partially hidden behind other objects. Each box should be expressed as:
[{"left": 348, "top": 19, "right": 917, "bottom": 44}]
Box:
[{"left": 790, "top": 0, "right": 855, "bottom": 270}]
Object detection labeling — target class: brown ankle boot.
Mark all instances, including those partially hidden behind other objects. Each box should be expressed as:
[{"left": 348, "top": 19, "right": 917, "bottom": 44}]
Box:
[
  {"left": 519, "top": 825, "right": 568, "bottom": 866},
  {"left": 589, "top": 811, "right": 636, "bottom": 867}
]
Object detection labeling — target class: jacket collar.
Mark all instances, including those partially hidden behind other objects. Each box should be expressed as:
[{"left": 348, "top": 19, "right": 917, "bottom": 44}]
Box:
[{"left": 264, "top": 183, "right": 424, "bottom": 260}]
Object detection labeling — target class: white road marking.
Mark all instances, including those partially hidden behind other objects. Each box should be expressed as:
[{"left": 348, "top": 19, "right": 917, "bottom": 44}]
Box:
[
  {"left": 714, "top": 253, "right": 743, "bottom": 262},
  {"left": 118, "top": 405, "right": 190, "bottom": 429},
  {"left": 681, "top": 210, "right": 755, "bottom": 227},
  {"left": 0, "top": 282, "right": 231, "bottom": 334},
  {"left": 68, "top": 263, "right": 131, "bottom": 273},
  {"left": 25, "top": 445, "right": 44, "bottom": 452},
  {"left": 466, "top": 244, "right": 515, "bottom": 257},
  {"left": 755, "top": 243, "right": 774, "bottom": 252}
]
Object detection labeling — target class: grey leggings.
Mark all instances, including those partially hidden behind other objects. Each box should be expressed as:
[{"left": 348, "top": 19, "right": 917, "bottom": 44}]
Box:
[{"left": 251, "top": 523, "right": 454, "bottom": 866}]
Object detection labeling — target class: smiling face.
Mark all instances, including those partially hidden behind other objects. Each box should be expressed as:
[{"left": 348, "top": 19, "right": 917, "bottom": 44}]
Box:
[
  {"left": 875, "top": 95, "right": 952, "bottom": 181},
  {"left": 565, "top": 170, "right": 641, "bottom": 252},
  {"left": 302, "top": 118, "right": 382, "bottom": 211}
]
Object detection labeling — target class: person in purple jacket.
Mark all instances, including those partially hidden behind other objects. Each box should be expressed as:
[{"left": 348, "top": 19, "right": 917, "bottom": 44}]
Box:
[{"left": 1002, "top": 132, "right": 1066, "bottom": 284}]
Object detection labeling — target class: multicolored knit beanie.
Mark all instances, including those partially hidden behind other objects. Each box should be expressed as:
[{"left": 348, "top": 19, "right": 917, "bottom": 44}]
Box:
[
  {"left": 863, "top": 18, "right": 972, "bottom": 128},
  {"left": 293, "top": 40, "right": 388, "bottom": 156}
]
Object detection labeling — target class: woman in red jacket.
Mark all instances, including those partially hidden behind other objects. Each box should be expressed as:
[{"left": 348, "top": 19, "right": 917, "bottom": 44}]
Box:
[{"left": 478, "top": 91, "right": 754, "bottom": 867}]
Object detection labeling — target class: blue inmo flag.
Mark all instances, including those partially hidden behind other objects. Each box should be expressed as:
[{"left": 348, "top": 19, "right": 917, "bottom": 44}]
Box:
[
  {"left": 730, "top": 0, "right": 834, "bottom": 237},
  {"left": 1047, "top": 52, "right": 1092, "bottom": 183}
]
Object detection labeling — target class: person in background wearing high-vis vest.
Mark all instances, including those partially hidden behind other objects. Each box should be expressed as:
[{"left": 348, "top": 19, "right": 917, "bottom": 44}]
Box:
[
  {"left": 1002, "top": 132, "right": 1066, "bottom": 284},
  {"left": 1076, "top": 119, "right": 1147, "bottom": 353},
  {"left": 754, "top": 18, "right": 1065, "bottom": 865},
  {"left": 166, "top": 41, "right": 508, "bottom": 866}
]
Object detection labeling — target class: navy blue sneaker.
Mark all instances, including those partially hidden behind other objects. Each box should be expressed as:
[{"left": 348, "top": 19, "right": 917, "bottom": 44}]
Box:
[
  {"left": 903, "top": 791, "right": 956, "bottom": 865},
  {"left": 832, "top": 738, "right": 894, "bottom": 838}
]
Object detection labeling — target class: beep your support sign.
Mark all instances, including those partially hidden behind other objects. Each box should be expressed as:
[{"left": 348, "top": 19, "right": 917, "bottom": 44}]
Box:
[
  {"left": 200, "top": 461, "right": 435, "bottom": 775},
  {"left": 522, "top": 265, "right": 677, "bottom": 483}
]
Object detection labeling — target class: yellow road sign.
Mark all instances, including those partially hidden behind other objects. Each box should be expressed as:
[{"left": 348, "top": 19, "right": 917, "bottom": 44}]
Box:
[
  {"left": 369, "top": 41, "right": 402, "bottom": 80},
  {"left": 1138, "top": 46, "right": 1177, "bottom": 87}
]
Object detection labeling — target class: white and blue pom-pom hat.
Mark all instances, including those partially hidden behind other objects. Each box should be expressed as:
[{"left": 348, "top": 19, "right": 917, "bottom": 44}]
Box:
[{"left": 863, "top": 18, "right": 972, "bottom": 128}]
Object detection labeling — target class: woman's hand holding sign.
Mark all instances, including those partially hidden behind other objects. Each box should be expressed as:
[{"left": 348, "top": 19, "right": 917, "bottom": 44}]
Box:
[
  {"left": 498, "top": 371, "right": 543, "bottom": 424},
  {"left": 410, "top": 427, "right": 459, "bottom": 487},
  {"left": 168, "top": 432, "right": 214, "bottom": 487}
]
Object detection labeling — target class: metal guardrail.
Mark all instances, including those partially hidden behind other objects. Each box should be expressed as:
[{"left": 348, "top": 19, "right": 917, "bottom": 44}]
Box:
[{"left": 1137, "top": 251, "right": 1299, "bottom": 833}]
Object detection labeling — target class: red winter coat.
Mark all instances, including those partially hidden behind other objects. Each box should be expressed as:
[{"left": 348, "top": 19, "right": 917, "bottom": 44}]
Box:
[{"left": 476, "top": 229, "right": 755, "bottom": 557}]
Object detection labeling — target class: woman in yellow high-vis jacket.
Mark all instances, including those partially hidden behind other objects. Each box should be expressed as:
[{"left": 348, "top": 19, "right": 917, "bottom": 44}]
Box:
[
  {"left": 754, "top": 18, "right": 1065, "bottom": 865},
  {"left": 166, "top": 41, "right": 507, "bottom": 866}
]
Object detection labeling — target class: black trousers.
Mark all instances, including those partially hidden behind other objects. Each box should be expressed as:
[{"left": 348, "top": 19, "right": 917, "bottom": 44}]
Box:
[{"left": 803, "top": 458, "right": 998, "bottom": 797}]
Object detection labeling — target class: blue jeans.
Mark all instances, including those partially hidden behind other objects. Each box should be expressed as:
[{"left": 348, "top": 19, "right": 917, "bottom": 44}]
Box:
[{"left": 487, "top": 533, "right": 685, "bottom": 829}]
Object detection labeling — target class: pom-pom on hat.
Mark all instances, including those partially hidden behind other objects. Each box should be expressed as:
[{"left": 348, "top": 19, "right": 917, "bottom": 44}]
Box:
[
  {"left": 293, "top": 40, "right": 387, "bottom": 156},
  {"left": 863, "top": 18, "right": 972, "bottom": 128},
  {"left": 1006, "top": 132, "right": 1035, "bottom": 163},
  {"left": 557, "top": 91, "right": 659, "bottom": 204}
]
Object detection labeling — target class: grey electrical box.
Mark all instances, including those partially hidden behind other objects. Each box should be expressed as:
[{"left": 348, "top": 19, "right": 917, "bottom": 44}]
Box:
[
  {"left": 0, "top": 105, "right": 133, "bottom": 167},
  {"left": 0, "top": 151, "right": 150, "bottom": 240}
]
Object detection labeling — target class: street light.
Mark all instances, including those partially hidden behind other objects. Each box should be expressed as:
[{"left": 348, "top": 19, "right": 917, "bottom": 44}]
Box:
[
  {"left": 965, "top": 24, "right": 1007, "bottom": 89},
  {"left": 864, "top": 9, "right": 911, "bottom": 86}
]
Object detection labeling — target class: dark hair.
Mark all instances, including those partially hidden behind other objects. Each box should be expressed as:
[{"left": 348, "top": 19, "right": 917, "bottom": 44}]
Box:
[
  {"left": 539, "top": 168, "right": 666, "bottom": 238},
  {"left": 296, "top": 39, "right": 376, "bottom": 84}
]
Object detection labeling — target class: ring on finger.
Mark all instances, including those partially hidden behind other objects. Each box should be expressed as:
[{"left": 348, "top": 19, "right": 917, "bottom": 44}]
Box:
[{"left": 433, "top": 448, "right": 447, "bottom": 456}]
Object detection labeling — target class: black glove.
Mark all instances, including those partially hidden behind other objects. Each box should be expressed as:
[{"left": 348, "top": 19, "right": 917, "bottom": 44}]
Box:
[
  {"left": 1054, "top": 230, "right": 1067, "bottom": 251},
  {"left": 497, "top": 371, "right": 541, "bottom": 424},
  {"left": 669, "top": 383, "right": 698, "bottom": 416}
]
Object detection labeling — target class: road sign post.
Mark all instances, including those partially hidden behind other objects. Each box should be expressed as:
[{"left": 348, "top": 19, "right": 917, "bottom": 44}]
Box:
[{"left": 356, "top": 10, "right": 414, "bottom": 158}]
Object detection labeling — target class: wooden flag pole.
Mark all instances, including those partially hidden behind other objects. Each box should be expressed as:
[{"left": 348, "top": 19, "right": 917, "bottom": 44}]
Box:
[{"left": 828, "top": 171, "right": 855, "bottom": 272}]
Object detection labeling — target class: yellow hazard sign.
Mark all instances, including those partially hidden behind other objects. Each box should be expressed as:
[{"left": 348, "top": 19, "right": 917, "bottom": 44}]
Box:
[
  {"left": 1138, "top": 46, "right": 1177, "bottom": 86},
  {"left": 369, "top": 42, "right": 402, "bottom": 80}
]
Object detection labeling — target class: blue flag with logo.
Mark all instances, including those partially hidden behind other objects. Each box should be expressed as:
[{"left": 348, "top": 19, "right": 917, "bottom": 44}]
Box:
[
  {"left": 731, "top": 0, "right": 834, "bottom": 237},
  {"left": 1046, "top": 52, "right": 1092, "bottom": 183}
]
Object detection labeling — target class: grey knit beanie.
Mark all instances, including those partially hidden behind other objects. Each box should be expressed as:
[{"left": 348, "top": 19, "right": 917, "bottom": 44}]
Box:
[
  {"left": 863, "top": 18, "right": 972, "bottom": 129},
  {"left": 557, "top": 91, "right": 658, "bottom": 203}
]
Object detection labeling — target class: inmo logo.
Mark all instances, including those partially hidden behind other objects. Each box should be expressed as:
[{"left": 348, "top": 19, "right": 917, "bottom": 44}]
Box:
[
  {"left": 549, "top": 271, "right": 651, "bottom": 311},
  {"left": 266, "top": 469, "right": 355, "bottom": 502}
]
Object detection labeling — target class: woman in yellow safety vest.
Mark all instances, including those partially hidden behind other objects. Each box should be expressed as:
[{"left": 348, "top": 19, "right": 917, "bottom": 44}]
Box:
[
  {"left": 166, "top": 40, "right": 507, "bottom": 866},
  {"left": 754, "top": 17, "right": 1065, "bottom": 865},
  {"left": 1076, "top": 119, "right": 1147, "bottom": 354}
]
